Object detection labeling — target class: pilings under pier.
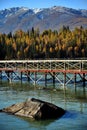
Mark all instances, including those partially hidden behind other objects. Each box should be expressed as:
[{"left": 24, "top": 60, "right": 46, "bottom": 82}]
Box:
[
  {"left": 0, "top": 60, "right": 87, "bottom": 88},
  {"left": 0, "top": 70, "right": 87, "bottom": 89},
  {"left": 0, "top": 71, "right": 2, "bottom": 80}
]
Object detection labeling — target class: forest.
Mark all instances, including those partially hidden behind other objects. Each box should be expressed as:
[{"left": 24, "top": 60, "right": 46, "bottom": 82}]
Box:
[{"left": 0, "top": 26, "right": 87, "bottom": 60}]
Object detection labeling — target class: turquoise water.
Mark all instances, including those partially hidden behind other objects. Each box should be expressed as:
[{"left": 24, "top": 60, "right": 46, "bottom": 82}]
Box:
[{"left": 0, "top": 81, "right": 87, "bottom": 130}]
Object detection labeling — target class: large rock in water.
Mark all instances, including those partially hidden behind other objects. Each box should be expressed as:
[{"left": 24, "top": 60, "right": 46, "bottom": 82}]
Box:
[{"left": 1, "top": 98, "right": 65, "bottom": 120}]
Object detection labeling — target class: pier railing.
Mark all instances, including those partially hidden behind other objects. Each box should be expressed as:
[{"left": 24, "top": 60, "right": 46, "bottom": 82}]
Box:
[{"left": 0, "top": 60, "right": 87, "bottom": 72}]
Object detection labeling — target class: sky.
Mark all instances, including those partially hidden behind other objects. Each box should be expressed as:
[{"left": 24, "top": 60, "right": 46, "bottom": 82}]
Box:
[{"left": 0, "top": 0, "right": 87, "bottom": 10}]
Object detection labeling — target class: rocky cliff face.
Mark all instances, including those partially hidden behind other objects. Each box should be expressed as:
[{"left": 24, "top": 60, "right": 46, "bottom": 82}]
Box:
[
  {"left": 0, "top": 98, "right": 66, "bottom": 120},
  {"left": 0, "top": 6, "right": 87, "bottom": 33}
]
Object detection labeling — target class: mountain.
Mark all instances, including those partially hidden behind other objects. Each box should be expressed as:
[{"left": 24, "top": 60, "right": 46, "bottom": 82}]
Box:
[{"left": 0, "top": 6, "right": 87, "bottom": 33}]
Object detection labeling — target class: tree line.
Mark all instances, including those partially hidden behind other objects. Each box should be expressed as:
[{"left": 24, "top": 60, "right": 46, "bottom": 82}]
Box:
[{"left": 0, "top": 26, "right": 87, "bottom": 60}]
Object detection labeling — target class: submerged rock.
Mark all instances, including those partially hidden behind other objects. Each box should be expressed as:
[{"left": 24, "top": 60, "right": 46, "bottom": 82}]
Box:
[{"left": 0, "top": 98, "right": 65, "bottom": 120}]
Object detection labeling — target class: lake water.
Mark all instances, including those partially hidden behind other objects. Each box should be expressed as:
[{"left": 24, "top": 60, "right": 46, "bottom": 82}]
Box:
[{"left": 0, "top": 81, "right": 87, "bottom": 130}]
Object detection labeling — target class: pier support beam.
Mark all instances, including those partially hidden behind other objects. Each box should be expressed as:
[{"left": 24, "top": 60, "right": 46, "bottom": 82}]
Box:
[
  {"left": 45, "top": 72, "right": 47, "bottom": 87},
  {"left": 21, "top": 72, "right": 22, "bottom": 83},
  {"left": 64, "top": 73, "right": 66, "bottom": 86},
  {"left": 6, "top": 71, "right": 12, "bottom": 83},
  {"left": 83, "top": 73, "right": 85, "bottom": 87},
  {"left": 53, "top": 72, "right": 55, "bottom": 87},
  {"left": 34, "top": 72, "right": 37, "bottom": 86},
  {"left": 74, "top": 73, "right": 77, "bottom": 90},
  {"left": 74, "top": 73, "right": 76, "bottom": 85},
  {"left": 0, "top": 71, "right": 2, "bottom": 80},
  {"left": 6, "top": 71, "right": 9, "bottom": 82},
  {"left": 27, "top": 72, "right": 30, "bottom": 82}
]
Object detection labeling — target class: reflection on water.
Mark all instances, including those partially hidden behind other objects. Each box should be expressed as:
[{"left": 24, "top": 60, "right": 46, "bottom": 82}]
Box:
[{"left": 0, "top": 81, "right": 87, "bottom": 130}]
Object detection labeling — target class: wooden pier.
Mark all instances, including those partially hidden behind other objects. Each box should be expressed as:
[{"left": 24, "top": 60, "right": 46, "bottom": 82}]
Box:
[{"left": 0, "top": 60, "right": 87, "bottom": 87}]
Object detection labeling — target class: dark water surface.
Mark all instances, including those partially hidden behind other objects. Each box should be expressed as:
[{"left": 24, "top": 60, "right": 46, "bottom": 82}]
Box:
[{"left": 0, "top": 81, "right": 87, "bottom": 130}]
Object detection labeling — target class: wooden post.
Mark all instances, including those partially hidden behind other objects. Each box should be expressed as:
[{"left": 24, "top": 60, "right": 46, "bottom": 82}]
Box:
[
  {"left": 21, "top": 72, "right": 22, "bottom": 83},
  {"left": 45, "top": 72, "right": 47, "bottom": 87},
  {"left": 0, "top": 71, "right": 2, "bottom": 80},
  {"left": 74, "top": 73, "right": 76, "bottom": 84},
  {"left": 53, "top": 72, "right": 55, "bottom": 88},
  {"left": 6, "top": 71, "right": 12, "bottom": 83},
  {"left": 83, "top": 73, "right": 85, "bottom": 87},
  {"left": 10, "top": 72, "right": 12, "bottom": 83},
  {"left": 7, "top": 71, "right": 10, "bottom": 82},
  {"left": 64, "top": 73, "right": 66, "bottom": 87},
  {"left": 27, "top": 72, "right": 30, "bottom": 82},
  {"left": 34, "top": 72, "right": 37, "bottom": 86},
  {"left": 74, "top": 73, "right": 76, "bottom": 91}
]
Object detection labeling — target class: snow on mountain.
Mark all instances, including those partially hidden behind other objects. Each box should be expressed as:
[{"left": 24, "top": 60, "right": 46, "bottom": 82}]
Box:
[
  {"left": 33, "top": 8, "right": 43, "bottom": 14},
  {"left": 0, "top": 6, "right": 87, "bottom": 33}
]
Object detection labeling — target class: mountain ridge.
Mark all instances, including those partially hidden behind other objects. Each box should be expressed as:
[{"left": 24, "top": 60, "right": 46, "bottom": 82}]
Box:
[{"left": 0, "top": 6, "right": 87, "bottom": 33}]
